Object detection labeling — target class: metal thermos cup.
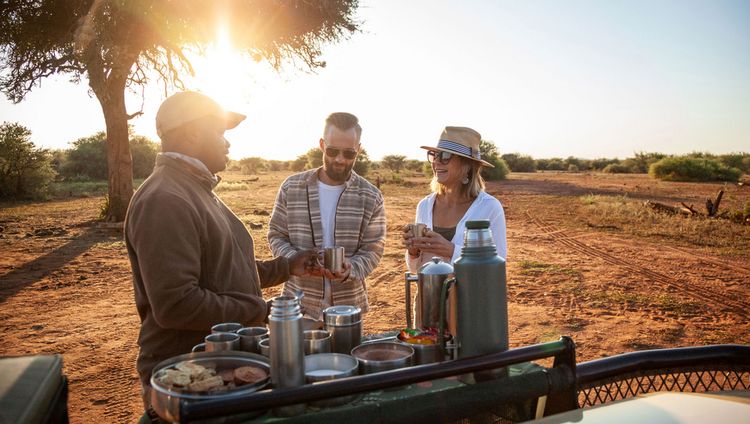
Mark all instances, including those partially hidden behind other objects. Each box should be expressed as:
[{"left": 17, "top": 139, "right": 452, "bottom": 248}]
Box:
[
  {"left": 405, "top": 257, "right": 454, "bottom": 330},
  {"left": 324, "top": 246, "right": 345, "bottom": 273},
  {"left": 269, "top": 295, "right": 305, "bottom": 416},
  {"left": 439, "top": 220, "right": 508, "bottom": 360},
  {"left": 323, "top": 305, "right": 362, "bottom": 354}
]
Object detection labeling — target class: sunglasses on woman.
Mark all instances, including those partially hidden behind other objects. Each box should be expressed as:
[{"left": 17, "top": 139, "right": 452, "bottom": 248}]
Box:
[
  {"left": 325, "top": 145, "right": 358, "bottom": 160},
  {"left": 427, "top": 150, "right": 453, "bottom": 165}
]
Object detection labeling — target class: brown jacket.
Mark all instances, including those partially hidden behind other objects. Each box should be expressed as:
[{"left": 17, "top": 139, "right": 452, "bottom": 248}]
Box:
[
  {"left": 125, "top": 155, "right": 289, "bottom": 383},
  {"left": 268, "top": 168, "right": 386, "bottom": 319}
]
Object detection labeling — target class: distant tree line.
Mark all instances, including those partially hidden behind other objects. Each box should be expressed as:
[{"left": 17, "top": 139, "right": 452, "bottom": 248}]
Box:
[
  {"left": 501, "top": 151, "right": 748, "bottom": 182},
  {"left": 1, "top": 122, "right": 159, "bottom": 199},
  {"left": 2, "top": 120, "right": 746, "bottom": 201}
]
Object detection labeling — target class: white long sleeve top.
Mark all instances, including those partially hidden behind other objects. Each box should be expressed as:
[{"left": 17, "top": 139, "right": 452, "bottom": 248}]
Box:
[{"left": 406, "top": 191, "right": 507, "bottom": 273}]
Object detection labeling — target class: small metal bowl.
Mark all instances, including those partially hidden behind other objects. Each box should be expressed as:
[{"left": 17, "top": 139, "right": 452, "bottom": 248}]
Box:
[
  {"left": 150, "top": 351, "right": 269, "bottom": 422},
  {"left": 304, "top": 353, "right": 359, "bottom": 407},
  {"left": 351, "top": 342, "right": 414, "bottom": 374}
]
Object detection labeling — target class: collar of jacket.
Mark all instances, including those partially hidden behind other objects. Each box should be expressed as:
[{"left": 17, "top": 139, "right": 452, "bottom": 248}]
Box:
[{"left": 155, "top": 154, "right": 221, "bottom": 191}]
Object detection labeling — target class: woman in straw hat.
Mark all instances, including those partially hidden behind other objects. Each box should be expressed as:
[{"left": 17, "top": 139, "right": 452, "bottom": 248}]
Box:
[{"left": 402, "top": 126, "right": 507, "bottom": 273}]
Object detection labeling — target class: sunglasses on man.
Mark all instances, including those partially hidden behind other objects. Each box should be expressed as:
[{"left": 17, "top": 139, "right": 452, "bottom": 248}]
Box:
[
  {"left": 324, "top": 145, "right": 359, "bottom": 160},
  {"left": 427, "top": 150, "right": 453, "bottom": 165}
]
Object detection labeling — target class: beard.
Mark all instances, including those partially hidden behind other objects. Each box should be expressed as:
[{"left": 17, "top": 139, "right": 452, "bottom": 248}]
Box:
[{"left": 323, "top": 155, "right": 354, "bottom": 183}]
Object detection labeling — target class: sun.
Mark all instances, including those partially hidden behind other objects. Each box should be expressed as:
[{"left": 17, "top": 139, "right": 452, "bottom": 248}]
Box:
[{"left": 188, "top": 25, "right": 259, "bottom": 109}]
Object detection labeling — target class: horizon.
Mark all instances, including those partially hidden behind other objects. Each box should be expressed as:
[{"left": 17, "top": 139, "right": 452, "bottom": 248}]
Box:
[{"left": 2, "top": 0, "right": 749, "bottom": 162}]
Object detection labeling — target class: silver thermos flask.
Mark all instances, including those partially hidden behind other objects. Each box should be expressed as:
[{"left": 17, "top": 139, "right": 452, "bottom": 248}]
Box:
[{"left": 269, "top": 295, "right": 305, "bottom": 416}]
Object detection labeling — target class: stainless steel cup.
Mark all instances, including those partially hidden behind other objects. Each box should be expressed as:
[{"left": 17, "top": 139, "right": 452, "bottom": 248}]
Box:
[
  {"left": 304, "top": 330, "right": 332, "bottom": 355},
  {"left": 259, "top": 338, "right": 271, "bottom": 357},
  {"left": 204, "top": 332, "right": 240, "bottom": 352},
  {"left": 211, "top": 322, "right": 243, "bottom": 334},
  {"left": 409, "top": 223, "right": 427, "bottom": 238},
  {"left": 324, "top": 246, "right": 345, "bottom": 273},
  {"left": 237, "top": 327, "right": 269, "bottom": 353}
]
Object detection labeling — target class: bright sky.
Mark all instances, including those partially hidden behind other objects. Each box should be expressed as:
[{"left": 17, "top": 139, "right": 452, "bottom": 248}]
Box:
[{"left": 1, "top": 0, "right": 749, "bottom": 161}]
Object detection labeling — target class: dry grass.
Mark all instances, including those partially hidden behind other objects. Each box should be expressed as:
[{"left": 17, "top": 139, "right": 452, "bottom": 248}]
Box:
[{"left": 577, "top": 194, "right": 750, "bottom": 253}]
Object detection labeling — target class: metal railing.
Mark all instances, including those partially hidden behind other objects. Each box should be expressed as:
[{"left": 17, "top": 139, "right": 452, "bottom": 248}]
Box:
[
  {"left": 576, "top": 344, "right": 750, "bottom": 408},
  {"left": 180, "top": 337, "right": 577, "bottom": 423}
]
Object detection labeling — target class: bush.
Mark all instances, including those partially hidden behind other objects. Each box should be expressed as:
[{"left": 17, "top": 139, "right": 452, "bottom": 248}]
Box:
[
  {"left": 59, "top": 130, "right": 158, "bottom": 180},
  {"left": 718, "top": 152, "right": 750, "bottom": 173},
  {"left": 630, "top": 152, "right": 667, "bottom": 173},
  {"left": 603, "top": 163, "right": 633, "bottom": 174},
  {"left": 501, "top": 153, "right": 536, "bottom": 172},
  {"left": 290, "top": 155, "right": 307, "bottom": 172},
  {"left": 381, "top": 155, "right": 406, "bottom": 173},
  {"left": 130, "top": 135, "right": 159, "bottom": 179},
  {"left": 238, "top": 157, "right": 267, "bottom": 174},
  {"left": 306, "top": 148, "right": 323, "bottom": 169},
  {"left": 567, "top": 164, "right": 579, "bottom": 172},
  {"left": 649, "top": 156, "right": 742, "bottom": 182},
  {"left": 0, "top": 122, "right": 55, "bottom": 199},
  {"left": 479, "top": 140, "right": 509, "bottom": 180},
  {"left": 591, "top": 158, "right": 620, "bottom": 171},
  {"left": 353, "top": 148, "right": 371, "bottom": 177}
]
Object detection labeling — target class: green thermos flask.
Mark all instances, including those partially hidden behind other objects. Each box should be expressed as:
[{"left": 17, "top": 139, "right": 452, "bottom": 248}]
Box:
[{"left": 439, "top": 219, "right": 508, "bottom": 359}]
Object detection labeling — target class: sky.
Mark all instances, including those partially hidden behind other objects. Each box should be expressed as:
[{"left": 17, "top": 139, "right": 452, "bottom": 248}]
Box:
[{"left": 1, "top": 0, "right": 749, "bottom": 161}]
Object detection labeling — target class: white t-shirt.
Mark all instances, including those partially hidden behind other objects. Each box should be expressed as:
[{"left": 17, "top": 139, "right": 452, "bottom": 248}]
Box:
[{"left": 317, "top": 181, "right": 346, "bottom": 316}]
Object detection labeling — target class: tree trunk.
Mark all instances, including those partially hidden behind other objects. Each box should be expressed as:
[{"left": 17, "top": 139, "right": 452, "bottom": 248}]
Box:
[{"left": 97, "top": 83, "right": 133, "bottom": 222}]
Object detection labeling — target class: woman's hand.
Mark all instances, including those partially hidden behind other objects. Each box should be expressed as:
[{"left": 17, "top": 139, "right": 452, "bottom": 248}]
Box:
[
  {"left": 409, "top": 229, "right": 454, "bottom": 261},
  {"left": 402, "top": 224, "right": 421, "bottom": 257}
]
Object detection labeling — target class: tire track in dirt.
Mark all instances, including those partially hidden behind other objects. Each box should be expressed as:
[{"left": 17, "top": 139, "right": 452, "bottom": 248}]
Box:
[
  {"left": 663, "top": 245, "right": 750, "bottom": 277},
  {"left": 525, "top": 212, "right": 750, "bottom": 319}
]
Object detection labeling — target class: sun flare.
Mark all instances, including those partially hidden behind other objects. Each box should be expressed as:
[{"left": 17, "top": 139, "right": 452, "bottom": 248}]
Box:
[{"left": 188, "top": 25, "right": 256, "bottom": 109}]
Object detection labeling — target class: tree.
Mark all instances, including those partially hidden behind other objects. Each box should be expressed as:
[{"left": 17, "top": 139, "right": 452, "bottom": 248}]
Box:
[
  {"left": 129, "top": 135, "right": 159, "bottom": 179},
  {"left": 60, "top": 130, "right": 158, "bottom": 180},
  {"left": 353, "top": 148, "right": 371, "bottom": 176},
  {"left": 381, "top": 155, "right": 406, "bottom": 173},
  {"left": 479, "top": 140, "right": 509, "bottom": 180},
  {"left": 238, "top": 156, "right": 267, "bottom": 174},
  {"left": 1, "top": 1, "right": 361, "bottom": 221},
  {"left": 62, "top": 132, "right": 108, "bottom": 180},
  {"left": 290, "top": 154, "right": 308, "bottom": 172},
  {"left": 501, "top": 153, "right": 537, "bottom": 173},
  {"left": 306, "top": 148, "right": 323, "bottom": 169},
  {"left": 0, "top": 122, "right": 55, "bottom": 199}
]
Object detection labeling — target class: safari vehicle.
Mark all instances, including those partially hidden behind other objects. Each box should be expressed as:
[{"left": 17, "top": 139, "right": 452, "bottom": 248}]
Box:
[{"left": 1, "top": 337, "right": 748, "bottom": 423}]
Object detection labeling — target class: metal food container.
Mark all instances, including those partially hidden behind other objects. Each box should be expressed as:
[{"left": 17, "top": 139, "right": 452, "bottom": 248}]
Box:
[
  {"left": 150, "top": 351, "right": 270, "bottom": 422},
  {"left": 397, "top": 333, "right": 452, "bottom": 365},
  {"left": 323, "top": 305, "right": 362, "bottom": 354},
  {"left": 350, "top": 342, "right": 414, "bottom": 374},
  {"left": 304, "top": 353, "right": 359, "bottom": 407}
]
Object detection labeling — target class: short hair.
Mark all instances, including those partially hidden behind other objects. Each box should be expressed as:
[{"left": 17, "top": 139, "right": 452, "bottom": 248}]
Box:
[
  {"left": 430, "top": 156, "right": 485, "bottom": 198},
  {"left": 324, "top": 112, "right": 362, "bottom": 141}
]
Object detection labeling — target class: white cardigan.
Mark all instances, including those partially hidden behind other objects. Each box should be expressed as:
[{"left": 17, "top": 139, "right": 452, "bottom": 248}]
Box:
[{"left": 406, "top": 191, "right": 507, "bottom": 273}]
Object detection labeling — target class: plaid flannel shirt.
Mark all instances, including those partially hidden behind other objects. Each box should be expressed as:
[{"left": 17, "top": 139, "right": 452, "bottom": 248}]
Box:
[{"left": 268, "top": 168, "right": 386, "bottom": 319}]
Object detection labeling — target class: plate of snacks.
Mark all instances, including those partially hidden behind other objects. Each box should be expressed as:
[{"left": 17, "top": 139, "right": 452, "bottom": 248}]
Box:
[{"left": 150, "top": 351, "right": 270, "bottom": 422}]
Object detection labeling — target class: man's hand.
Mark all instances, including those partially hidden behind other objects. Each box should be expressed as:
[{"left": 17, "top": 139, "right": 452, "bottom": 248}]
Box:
[
  {"left": 288, "top": 249, "right": 323, "bottom": 277},
  {"left": 323, "top": 258, "right": 352, "bottom": 283}
]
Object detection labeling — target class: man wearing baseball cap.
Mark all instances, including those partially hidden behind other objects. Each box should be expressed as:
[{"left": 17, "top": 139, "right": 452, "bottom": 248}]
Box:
[{"left": 124, "top": 91, "right": 320, "bottom": 411}]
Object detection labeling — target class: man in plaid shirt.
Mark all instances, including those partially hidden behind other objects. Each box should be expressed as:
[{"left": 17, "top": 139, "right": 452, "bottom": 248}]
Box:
[{"left": 268, "top": 112, "right": 386, "bottom": 322}]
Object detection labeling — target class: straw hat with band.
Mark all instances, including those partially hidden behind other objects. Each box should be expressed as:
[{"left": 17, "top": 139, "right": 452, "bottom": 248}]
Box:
[{"left": 420, "top": 126, "right": 494, "bottom": 168}]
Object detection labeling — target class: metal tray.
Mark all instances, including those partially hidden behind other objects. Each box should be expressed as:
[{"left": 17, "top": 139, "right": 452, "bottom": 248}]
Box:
[{"left": 150, "top": 351, "right": 270, "bottom": 422}]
